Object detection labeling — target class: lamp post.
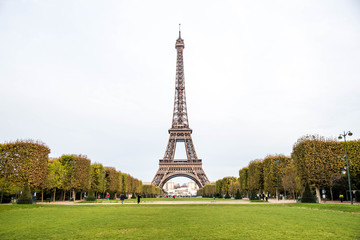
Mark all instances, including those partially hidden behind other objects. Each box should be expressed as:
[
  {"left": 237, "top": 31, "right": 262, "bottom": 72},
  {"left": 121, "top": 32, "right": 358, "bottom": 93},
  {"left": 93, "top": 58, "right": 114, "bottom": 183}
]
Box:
[
  {"left": 274, "top": 159, "right": 279, "bottom": 200},
  {"left": 338, "top": 131, "right": 353, "bottom": 205},
  {"left": 69, "top": 160, "right": 75, "bottom": 201}
]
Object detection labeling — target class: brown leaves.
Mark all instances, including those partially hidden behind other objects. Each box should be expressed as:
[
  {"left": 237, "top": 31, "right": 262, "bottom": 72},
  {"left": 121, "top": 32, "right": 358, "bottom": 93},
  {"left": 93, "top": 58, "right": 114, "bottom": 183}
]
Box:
[
  {"left": 292, "top": 135, "right": 343, "bottom": 188},
  {"left": 0, "top": 140, "right": 50, "bottom": 189}
]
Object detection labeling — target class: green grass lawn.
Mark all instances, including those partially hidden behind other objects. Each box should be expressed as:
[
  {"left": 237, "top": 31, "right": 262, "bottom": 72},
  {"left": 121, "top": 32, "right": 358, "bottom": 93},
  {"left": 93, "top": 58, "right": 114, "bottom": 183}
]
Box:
[{"left": 0, "top": 204, "right": 359, "bottom": 240}]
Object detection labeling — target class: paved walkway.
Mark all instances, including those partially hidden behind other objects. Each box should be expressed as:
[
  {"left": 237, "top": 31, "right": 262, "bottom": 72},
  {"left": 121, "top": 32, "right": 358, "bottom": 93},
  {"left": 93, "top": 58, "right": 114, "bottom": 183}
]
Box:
[
  {"left": 34, "top": 199, "right": 272, "bottom": 205},
  {"left": 33, "top": 199, "right": 359, "bottom": 205}
]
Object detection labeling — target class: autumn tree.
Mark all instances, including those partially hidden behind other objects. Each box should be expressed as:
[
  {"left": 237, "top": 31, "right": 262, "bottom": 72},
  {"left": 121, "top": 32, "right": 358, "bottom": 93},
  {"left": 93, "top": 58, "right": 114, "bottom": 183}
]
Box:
[
  {"left": 120, "top": 173, "right": 128, "bottom": 194},
  {"left": 126, "top": 175, "right": 134, "bottom": 195},
  {"left": 239, "top": 167, "right": 249, "bottom": 197},
  {"left": 221, "top": 177, "right": 237, "bottom": 197},
  {"left": 105, "top": 167, "right": 118, "bottom": 198},
  {"left": 248, "top": 159, "right": 263, "bottom": 195},
  {"left": 0, "top": 140, "right": 50, "bottom": 195},
  {"left": 47, "top": 159, "right": 68, "bottom": 202},
  {"left": 262, "top": 155, "right": 291, "bottom": 197},
  {"left": 292, "top": 135, "right": 343, "bottom": 201},
  {"left": 281, "top": 161, "right": 299, "bottom": 199},
  {"left": 136, "top": 180, "right": 142, "bottom": 195},
  {"left": 89, "top": 163, "right": 106, "bottom": 198},
  {"left": 72, "top": 155, "right": 90, "bottom": 200},
  {"left": 142, "top": 184, "right": 156, "bottom": 198},
  {"left": 199, "top": 183, "right": 216, "bottom": 197},
  {"left": 116, "top": 171, "right": 123, "bottom": 195},
  {"left": 229, "top": 179, "right": 240, "bottom": 197},
  {"left": 344, "top": 140, "right": 360, "bottom": 189},
  {"left": 59, "top": 154, "right": 90, "bottom": 200},
  {"left": 215, "top": 179, "right": 223, "bottom": 197}
]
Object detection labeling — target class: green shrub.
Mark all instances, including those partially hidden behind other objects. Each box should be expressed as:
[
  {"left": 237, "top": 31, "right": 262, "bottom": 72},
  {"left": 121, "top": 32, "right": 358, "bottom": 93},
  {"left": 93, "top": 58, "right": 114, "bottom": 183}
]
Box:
[
  {"left": 301, "top": 183, "right": 317, "bottom": 203},
  {"left": 224, "top": 192, "right": 231, "bottom": 199},
  {"left": 17, "top": 183, "right": 33, "bottom": 204},
  {"left": 86, "top": 189, "right": 96, "bottom": 201},
  {"left": 249, "top": 191, "right": 259, "bottom": 200},
  {"left": 235, "top": 189, "right": 242, "bottom": 199}
]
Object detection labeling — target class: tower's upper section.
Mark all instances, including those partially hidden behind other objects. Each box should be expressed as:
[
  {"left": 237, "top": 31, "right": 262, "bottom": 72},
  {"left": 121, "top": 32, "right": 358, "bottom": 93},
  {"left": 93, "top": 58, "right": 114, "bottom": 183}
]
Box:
[
  {"left": 175, "top": 30, "right": 185, "bottom": 49},
  {"left": 171, "top": 28, "right": 189, "bottom": 129}
]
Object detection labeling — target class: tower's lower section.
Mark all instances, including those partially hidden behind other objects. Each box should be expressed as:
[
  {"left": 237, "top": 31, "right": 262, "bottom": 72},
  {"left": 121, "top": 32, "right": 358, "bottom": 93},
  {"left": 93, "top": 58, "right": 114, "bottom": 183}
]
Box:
[{"left": 152, "top": 161, "right": 210, "bottom": 188}]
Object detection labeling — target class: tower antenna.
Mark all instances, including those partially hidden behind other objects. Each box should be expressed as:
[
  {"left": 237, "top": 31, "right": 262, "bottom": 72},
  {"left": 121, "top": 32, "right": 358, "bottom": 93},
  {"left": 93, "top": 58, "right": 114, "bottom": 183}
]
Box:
[{"left": 179, "top": 23, "right": 181, "bottom": 38}]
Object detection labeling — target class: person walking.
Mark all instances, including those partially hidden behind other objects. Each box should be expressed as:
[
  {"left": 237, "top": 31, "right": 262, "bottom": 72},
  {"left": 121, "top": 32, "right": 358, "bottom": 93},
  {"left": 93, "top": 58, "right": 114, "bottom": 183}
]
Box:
[
  {"left": 120, "top": 194, "right": 125, "bottom": 204},
  {"left": 339, "top": 193, "right": 344, "bottom": 203},
  {"left": 265, "top": 193, "right": 268, "bottom": 202},
  {"left": 137, "top": 194, "right": 141, "bottom": 204},
  {"left": 106, "top": 192, "right": 110, "bottom": 200}
]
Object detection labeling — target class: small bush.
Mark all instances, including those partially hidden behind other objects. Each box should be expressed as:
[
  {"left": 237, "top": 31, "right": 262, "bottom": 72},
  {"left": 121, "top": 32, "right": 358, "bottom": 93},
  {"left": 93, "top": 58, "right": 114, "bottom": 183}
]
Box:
[
  {"left": 235, "top": 189, "right": 242, "bottom": 199},
  {"left": 224, "top": 192, "right": 231, "bottom": 199},
  {"left": 249, "top": 191, "right": 259, "bottom": 200},
  {"left": 17, "top": 183, "right": 33, "bottom": 204},
  {"left": 301, "top": 183, "right": 317, "bottom": 203},
  {"left": 86, "top": 189, "right": 96, "bottom": 201}
]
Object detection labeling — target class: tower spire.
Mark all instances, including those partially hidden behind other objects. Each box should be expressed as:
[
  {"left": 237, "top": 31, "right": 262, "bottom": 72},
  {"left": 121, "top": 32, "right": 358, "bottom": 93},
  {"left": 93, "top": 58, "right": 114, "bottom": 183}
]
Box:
[{"left": 173, "top": 25, "right": 187, "bottom": 128}]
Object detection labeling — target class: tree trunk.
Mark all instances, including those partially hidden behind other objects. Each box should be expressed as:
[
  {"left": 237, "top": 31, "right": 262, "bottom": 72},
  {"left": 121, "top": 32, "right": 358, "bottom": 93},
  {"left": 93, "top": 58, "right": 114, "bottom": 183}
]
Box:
[
  {"left": 315, "top": 186, "right": 321, "bottom": 203},
  {"left": 63, "top": 190, "right": 66, "bottom": 201},
  {"left": 72, "top": 190, "right": 75, "bottom": 201},
  {"left": 41, "top": 190, "right": 44, "bottom": 202},
  {"left": 80, "top": 191, "right": 83, "bottom": 200},
  {"left": 301, "top": 186, "right": 305, "bottom": 197},
  {"left": 330, "top": 187, "right": 334, "bottom": 201}
]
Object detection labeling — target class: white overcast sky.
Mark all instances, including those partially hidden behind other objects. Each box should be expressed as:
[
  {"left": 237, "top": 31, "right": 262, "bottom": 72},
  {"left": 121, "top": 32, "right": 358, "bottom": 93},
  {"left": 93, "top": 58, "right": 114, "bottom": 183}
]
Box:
[{"left": 1, "top": 0, "right": 359, "bottom": 184}]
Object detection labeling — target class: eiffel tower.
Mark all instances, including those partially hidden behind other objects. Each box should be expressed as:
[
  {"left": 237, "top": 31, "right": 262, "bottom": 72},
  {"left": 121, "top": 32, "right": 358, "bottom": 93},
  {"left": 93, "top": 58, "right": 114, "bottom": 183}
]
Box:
[{"left": 152, "top": 27, "right": 210, "bottom": 188}]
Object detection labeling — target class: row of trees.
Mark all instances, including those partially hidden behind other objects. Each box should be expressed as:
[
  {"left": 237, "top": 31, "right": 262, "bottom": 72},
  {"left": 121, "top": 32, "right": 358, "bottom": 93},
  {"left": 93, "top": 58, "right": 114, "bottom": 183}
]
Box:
[
  {"left": 198, "top": 135, "right": 360, "bottom": 201},
  {"left": 0, "top": 140, "right": 163, "bottom": 203},
  {"left": 197, "top": 176, "right": 241, "bottom": 198}
]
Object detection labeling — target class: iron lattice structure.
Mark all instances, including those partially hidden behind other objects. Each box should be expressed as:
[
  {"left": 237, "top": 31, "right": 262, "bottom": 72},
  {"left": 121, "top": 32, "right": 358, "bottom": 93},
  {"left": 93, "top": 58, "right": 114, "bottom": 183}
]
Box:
[{"left": 152, "top": 30, "right": 210, "bottom": 188}]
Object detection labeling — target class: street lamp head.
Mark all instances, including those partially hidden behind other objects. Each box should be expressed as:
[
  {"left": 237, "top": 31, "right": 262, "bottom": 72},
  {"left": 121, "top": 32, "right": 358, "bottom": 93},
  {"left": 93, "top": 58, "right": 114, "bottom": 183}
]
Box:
[
  {"left": 338, "top": 135, "right": 342, "bottom": 140},
  {"left": 348, "top": 131, "right": 353, "bottom": 136}
]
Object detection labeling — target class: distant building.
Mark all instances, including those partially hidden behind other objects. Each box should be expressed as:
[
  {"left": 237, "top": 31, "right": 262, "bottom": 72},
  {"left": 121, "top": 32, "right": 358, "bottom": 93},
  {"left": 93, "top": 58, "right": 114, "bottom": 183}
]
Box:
[
  {"left": 163, "top": 180, "right": 198, "bottom": 196},
  {"left": 188, "top": 182, "right": 196, "bottom": 190},
  {"left": 164, "top": 181, "right": 174, "bottom": 192}
]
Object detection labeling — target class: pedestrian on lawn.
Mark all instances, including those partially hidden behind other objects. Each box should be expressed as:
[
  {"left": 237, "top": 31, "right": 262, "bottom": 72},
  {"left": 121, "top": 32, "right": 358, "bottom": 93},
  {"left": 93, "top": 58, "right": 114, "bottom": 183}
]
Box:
[
  {"left": 339, "top": 193, "right": 344, "bottom": 203},
  {"left": 120, "top": 194, "right": 125, "bottom": 204}
]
